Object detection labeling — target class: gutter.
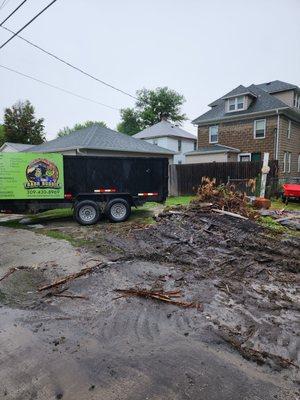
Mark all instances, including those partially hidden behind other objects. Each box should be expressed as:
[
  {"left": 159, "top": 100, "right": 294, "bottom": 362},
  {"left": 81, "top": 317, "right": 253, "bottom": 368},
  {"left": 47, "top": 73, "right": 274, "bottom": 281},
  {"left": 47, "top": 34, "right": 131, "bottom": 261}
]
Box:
[{"left": 275, "top": 110, "right": 280, "bottom": 160}]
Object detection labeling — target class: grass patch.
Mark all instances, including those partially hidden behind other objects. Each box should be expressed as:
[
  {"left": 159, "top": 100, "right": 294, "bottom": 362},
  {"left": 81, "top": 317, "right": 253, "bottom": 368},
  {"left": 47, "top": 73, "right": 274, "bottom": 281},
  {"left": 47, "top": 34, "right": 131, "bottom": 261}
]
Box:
[
  {"left": 40, "top": 229, "right": 90, "bottom": 247},
  {"left": 144, "top": 195, "right": 195, "bottom": 209},
  {"left": 29, "top": 208, "right": 73, "bottom": 221},
  {"left": 0, "top": 219, "right": 25, "bottom": 228},
  {"left": 271, "top": 200, "right": 300, "bottom": 212},
  {"left": 259, "top": 216, "right": 286, "bottom": 234}
]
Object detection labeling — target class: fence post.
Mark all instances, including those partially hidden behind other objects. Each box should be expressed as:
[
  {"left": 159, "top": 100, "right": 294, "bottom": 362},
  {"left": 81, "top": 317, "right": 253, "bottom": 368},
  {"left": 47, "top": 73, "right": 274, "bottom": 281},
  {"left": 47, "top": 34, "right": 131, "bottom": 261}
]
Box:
[{"left": 168, "top": 164, "right": 179, "bottom": 196}]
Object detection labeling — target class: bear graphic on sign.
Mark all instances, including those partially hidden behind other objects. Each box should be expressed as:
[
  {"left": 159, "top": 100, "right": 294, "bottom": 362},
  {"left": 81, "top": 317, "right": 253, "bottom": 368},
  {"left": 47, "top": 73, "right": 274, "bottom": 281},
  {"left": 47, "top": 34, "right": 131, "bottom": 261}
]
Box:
[{"left": 25, "top": 158, "right": 60, "bottom": 189}]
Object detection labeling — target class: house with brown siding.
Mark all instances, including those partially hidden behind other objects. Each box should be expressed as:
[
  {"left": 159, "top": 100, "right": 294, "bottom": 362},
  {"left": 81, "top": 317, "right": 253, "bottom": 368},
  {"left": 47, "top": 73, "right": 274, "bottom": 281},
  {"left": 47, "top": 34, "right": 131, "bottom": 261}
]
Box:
[{"left": 189, "top": 80, "right": 300, "bottom": 180}]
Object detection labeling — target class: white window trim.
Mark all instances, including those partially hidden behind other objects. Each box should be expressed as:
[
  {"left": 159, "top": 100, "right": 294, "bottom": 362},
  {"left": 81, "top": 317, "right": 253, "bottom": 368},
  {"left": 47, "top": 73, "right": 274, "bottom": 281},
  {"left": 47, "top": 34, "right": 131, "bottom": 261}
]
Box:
[
  {"left": 287, "top": 152, "right": 291, "bottom": 173},
  {"left": 227, "top": 96, "right": 246, "bottom": 113},
  {"left": 287, "top": 120, "right": 291, "bottom": 139},
  {"left": 254, "top": 119, "right": 266, "bottom": 139},
  {"left": 178, "top": 139, "right": 182, "bottom": 152},
  {"left": 209, "top": 125, "right": 219, "bottom": 144},
  {"left": 283, "top": 152, "right": 291, "bottom": 173},
  {"left": 238, "top": 153, "right": 251, "bottom": 162}
]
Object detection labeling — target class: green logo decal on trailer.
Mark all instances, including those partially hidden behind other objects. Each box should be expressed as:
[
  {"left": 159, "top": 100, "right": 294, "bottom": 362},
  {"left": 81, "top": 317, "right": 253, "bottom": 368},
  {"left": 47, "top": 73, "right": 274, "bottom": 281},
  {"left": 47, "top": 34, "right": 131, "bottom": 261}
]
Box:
[{"left": 0, "top": 153, "right": 64, "bottom": 200}]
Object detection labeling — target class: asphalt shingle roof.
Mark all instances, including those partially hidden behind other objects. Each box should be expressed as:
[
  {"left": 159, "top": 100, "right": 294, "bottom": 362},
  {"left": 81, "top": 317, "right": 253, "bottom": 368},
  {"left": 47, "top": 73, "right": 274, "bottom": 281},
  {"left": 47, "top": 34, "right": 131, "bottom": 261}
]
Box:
[
  {"left": 185, "top": 144, "right": 240, "bottom": 155},
  {"left": 256, "top": 80, "right": 298, "bottom": 93},
  {"left": 192, "top": 82, "right": 294, "bottom": 125},
  {"left": 133, "top": 120, "right": 197, "bottom": 140},
  {"left": 25, "top": 125, "right": 175, "bottom": 155},
  {"left": 2, "top": 142, "right": 34, "bottom": 151}
]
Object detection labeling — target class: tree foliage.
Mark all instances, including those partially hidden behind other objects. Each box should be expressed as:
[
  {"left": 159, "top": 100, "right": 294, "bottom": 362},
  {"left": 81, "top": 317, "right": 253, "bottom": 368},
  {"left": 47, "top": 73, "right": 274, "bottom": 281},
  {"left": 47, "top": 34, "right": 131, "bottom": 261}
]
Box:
[
  {"left": 117, "top": 87, "right": 186, "bottom": 135},
  {"left": 57, "top": 120, "right": 107, "bottom": 137},
  {"left": 3, "top": 100, "right": 45, "bottom": 144},
  {"left": 0, "top": 125, "right": 5, "bottom": 147},
  {"left": 116, "top": 108, "right": 142, "bottom": 136}
]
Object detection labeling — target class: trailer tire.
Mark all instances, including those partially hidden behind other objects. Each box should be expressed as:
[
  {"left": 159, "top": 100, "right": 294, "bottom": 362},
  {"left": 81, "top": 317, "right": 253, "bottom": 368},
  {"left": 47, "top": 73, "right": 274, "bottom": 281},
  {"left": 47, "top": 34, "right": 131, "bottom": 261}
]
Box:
[
  {"left": 105, "top": 198, "right": 131, "bottom": 223},
  {"left": 74, "top": 200, "right": 100, "bottom": 225}
]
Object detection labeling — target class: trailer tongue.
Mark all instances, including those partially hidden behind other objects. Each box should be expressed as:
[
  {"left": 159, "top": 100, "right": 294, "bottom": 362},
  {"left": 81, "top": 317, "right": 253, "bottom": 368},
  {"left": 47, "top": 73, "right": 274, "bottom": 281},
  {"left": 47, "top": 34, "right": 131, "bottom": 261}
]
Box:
[{"left": 0, "top": 153, "right": 169, "bottom": 225}]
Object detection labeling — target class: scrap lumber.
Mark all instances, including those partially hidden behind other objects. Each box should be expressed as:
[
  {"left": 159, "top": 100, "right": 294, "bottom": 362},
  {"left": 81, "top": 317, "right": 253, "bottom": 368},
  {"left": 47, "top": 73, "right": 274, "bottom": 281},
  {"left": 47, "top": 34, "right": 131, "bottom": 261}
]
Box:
[
  {"left": 212, "top": 208, "right": 248, "bottom": 220},
  {"left": 114, "top": 288, "right": 202, "bottom": 310},
  {"left": 38, "top": 262, "right": 106, "bottom": 291},
  {"left": 0, "top": 266, "right": 29, "bottom": 282},
  {"left": 276, "top": 215, "right": 300, "bottom": 223}
]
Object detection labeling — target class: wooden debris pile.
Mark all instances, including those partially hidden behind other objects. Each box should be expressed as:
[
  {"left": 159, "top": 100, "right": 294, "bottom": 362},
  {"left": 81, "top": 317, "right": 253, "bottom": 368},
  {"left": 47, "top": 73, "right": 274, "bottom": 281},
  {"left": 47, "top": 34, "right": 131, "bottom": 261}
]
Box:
[
  {"left": 192, "top": 177, "right": 258, "bottom": 219},
  {"left": 114, "top": 288, "right": 202, "bottom": 310}
]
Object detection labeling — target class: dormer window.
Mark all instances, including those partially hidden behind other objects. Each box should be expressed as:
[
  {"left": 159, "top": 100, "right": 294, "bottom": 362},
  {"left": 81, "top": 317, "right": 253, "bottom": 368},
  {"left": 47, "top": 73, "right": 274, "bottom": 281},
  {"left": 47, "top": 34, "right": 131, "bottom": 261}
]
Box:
[{"left": 227, "top": 96, "right": 245, "bottom": 112}]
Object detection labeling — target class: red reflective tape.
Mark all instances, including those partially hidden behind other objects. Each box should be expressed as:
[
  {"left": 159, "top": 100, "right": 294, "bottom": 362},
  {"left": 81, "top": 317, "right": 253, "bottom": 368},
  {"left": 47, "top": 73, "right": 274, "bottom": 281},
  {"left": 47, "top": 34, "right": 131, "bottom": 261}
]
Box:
[{"left": 64, "top": 193, "right": 73, "bottom": 200}]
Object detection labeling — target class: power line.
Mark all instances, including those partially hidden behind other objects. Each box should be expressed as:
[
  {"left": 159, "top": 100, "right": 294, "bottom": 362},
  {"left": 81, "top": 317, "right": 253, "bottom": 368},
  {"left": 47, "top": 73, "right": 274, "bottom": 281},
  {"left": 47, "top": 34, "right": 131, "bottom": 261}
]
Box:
[
  {"left": 0, "top": 0, "right": 9, "bottom": 10},
  {"left": 0, "top": 0, "right": 57, "bottom": 49},
  {"left": 0, "top": 26, "right": 138, "bottom": 101},
  {"left": 0, "top": 0, "right": 28, "bottom": 26},
  {"left": 0, "top": 63, "right": 120, "bottom": 111}
]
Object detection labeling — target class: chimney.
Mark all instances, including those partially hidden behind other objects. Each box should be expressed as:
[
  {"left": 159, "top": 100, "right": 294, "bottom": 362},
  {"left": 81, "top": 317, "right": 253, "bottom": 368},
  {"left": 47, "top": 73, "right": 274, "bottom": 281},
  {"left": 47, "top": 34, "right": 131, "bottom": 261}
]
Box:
[{"left": 160, "top": 112, "right": 168, "bottom": 122}]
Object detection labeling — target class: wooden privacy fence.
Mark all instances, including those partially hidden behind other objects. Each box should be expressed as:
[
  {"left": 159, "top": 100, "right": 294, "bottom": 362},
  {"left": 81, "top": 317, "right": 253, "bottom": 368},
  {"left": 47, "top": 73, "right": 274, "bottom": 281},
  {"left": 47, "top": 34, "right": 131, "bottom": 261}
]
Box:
[{"left": 169, "top": 160, "right": 278, "bottom": 197}]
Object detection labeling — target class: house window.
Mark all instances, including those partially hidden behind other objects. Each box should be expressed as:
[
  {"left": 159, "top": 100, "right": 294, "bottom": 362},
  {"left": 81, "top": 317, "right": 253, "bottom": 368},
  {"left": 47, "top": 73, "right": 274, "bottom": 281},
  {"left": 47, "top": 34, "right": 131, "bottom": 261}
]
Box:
[
  {"left": 298, "top": 154, "right": 300, "bottom": 172},
  {"left": 238, "top": 153, "right": 251, "bottom": 162},
  {"left": 178, "top": 139, "right": 182, "bottom": 152},
  {"left": 194, "top": 141, "right": 197, "bottom": 151},
  {"left": 283, "top": 152, "right": 291, "bottom": 173},
  {"left": 209, "top": 125, "right": 218, "bottom": 143},
  {"left": 228, "top": 96, "right": 244, "bottom": 111},
  {"left": 293, "top": 93, "right": 300, "bottom": 109},
  {"left": 254, "top": 119, "right": 266, "bottom": 139},
  {"left": 178, "top": 160, "right": 182, "bottom": 165},
  {"left": 287, "top": 121, "right": 291, "bottom": 139}
]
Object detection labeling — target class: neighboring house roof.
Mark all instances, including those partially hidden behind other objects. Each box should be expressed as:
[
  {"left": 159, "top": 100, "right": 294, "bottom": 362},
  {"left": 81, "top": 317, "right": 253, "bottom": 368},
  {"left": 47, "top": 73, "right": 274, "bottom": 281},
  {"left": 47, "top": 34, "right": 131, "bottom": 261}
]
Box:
[
  {"left": 24, "top": 124, "right": 175, "bottom": 155},
  {"left": 133, "top": 120, "right": 197, "bottom": 141},
  {"left": 256, "top": 80, "right": 298, "bottom": 94},
  {"left": 192, "top": 82, "right": 296, "bottom": 125},
  {"left": 185, "top": 144, "right": 240, "bottom": 155},
  {"left": 0, "top": 142, "right": 34, "bottom": 152}
]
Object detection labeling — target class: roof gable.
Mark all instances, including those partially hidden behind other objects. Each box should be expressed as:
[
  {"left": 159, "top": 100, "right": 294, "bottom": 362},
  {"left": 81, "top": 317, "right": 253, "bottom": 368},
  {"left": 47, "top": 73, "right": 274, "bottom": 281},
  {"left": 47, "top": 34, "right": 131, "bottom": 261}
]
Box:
[
  {"left": 0, "top": 142, "right": 34, "bottom": 152},
  {"left": 25, "top": 125, "right": 175, "bottom": 155},
  {"left": 192, "top": 82, "right": 293, "bottom": 125},
  {"left": 133, "top": 120, "right": 197, "bottom": 140}
]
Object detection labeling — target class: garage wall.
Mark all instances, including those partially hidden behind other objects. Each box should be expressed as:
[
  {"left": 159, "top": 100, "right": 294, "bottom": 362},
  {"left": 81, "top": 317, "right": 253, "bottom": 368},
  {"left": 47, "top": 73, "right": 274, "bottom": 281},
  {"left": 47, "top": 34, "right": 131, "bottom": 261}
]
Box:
[{"left": 185, "top": 152, "right": 228, "bottom": 164}]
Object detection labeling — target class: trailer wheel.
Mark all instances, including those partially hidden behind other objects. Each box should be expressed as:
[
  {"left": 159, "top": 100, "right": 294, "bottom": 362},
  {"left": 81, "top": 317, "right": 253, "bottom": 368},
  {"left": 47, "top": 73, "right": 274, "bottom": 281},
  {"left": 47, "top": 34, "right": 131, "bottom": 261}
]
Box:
[
  {"left": 105, "top": 198, "right": 131, "bottom": 223},
  {"left": 74, "top": 200, "right": 100, "bottom": 225}
]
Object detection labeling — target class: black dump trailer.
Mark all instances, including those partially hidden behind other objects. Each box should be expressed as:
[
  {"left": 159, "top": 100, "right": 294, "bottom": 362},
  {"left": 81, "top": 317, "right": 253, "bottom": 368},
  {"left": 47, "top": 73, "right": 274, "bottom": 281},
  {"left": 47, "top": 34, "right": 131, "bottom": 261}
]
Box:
[{"left": 0, "top": 155, "right": 169, "bottom": 225}]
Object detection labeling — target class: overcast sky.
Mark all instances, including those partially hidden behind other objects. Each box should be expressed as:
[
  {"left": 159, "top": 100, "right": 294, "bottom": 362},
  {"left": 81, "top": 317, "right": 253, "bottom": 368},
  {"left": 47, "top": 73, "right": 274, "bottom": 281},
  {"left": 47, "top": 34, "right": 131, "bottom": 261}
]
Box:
[{"left": 0, "top": 0, "right": 299, "bottom": 140}]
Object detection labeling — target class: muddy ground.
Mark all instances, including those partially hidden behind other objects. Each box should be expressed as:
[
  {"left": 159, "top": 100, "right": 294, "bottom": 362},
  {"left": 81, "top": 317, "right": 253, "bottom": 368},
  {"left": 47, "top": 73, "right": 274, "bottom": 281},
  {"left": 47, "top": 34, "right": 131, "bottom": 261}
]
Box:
[{"left": 0, "top": 206, "right": 299, "bottom": 400}]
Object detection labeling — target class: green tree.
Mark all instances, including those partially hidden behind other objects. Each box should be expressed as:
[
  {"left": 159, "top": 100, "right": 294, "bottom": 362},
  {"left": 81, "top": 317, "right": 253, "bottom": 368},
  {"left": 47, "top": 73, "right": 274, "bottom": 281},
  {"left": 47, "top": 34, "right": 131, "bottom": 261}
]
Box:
[
  {"left": 116, "top": 108, "right": 142, "bottom": 136},
  {"left": 0, "top": 125, "right": 5, "bottom": 147},
  {"left": 57, "top": 120, "right": 107, "bottom": 137},
  {"left": 3, "top": 100, "right": 45, "bottom": 144},
  {"left": 117, "top": 87, "right": 186, "bottom": 135}
]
